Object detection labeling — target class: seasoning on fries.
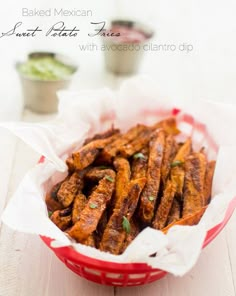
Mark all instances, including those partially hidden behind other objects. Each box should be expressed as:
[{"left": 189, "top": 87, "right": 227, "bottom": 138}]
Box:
[{"left": 46, "top": 117, "right": 216, "bottom": 255}]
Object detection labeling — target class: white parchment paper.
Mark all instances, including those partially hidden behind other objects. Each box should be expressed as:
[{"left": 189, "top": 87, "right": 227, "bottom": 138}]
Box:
[{"left": 1, "top": 76, "right": 236, "bottom": 276}]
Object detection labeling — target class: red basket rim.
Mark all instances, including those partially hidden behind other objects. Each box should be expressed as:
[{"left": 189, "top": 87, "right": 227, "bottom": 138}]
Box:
[{"left": 39, "top": 157, "right": 236, "bottom": 272}]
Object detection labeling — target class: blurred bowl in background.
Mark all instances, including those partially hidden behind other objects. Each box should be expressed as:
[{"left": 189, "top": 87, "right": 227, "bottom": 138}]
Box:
[
  {"left": 16, "top": 52, "right": 78, "bottom": 114},
  {"left": 102, "top": 20, "right": 154, "bottom": 75}
]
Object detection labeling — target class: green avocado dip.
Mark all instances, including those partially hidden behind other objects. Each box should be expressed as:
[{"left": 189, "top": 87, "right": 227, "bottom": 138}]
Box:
[{"left": 18, "top": 56, "right": 75, "bottom": 81}]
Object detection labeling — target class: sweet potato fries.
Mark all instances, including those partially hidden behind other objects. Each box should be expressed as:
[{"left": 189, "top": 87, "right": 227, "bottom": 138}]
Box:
[{"left": 46, "top": 118, "right": 216, "bottom": 255}]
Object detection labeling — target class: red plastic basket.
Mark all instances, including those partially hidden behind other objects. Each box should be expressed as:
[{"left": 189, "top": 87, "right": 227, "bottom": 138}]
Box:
[
  {"left": 41, "top": 196, "right": 236, "bottom": 287},
  {"left": 38, "top": 102, "right": 234, "bottom": 287}
]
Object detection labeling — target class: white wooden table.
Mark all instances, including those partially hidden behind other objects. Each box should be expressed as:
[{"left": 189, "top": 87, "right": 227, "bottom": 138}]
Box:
[
  {"left": 1, "top": 0, "right": 236, "bottom": 295},
  {"left": 1, "top": 111, "right": 236, "bottom": 296}
]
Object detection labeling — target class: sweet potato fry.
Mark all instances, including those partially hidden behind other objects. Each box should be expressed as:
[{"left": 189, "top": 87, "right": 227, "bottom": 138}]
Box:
[
  {"left": 162, "top": 206, "right": 207, "bottom": 234},
  {"left": 50, "top": 207, "right": 72, "bottom": 231},
  {"left": 83, "top": 234, "right": 96, "bottom": 247},
  {"left": 152, "top": 117, "right": 180, "bottom": 135},
  {"left": 131, "top": 147, "right": 149, "bottom": 179},
  {"left": 100, "top": 124, "right": 147, "bottom": 163},
  {"left": 85, "top": 167, "right": 115, "bottom": 182},
  {"left": 72, "top": 134, "right": 119, "bottom": 170},
  {"left": 121, "top": 117, "right": 179, "bottom": 159},
  {"left": 139, "top": 130, "right": 165, "bottom": 223},
  {"left": 100, "top": 178, "right": 146, "bottom": 254},
  {"left": 85, "top": 167, "right": 117, "bottom": 212},
  {"left": 99, "top": 208, "right": 126, "bottom": 254},
  {"left": 153, "top": 180, "right": 176, "bottom": 230},
  {"left": 161, "top": 134, "right": 178, "bottom": 185},
  {"left": 203, "top": 160, "right": 216, "bottom": 206},
  {"left": 121, "top": 219, "right": 140, "bottom": 253},
  {"left": 57, "top": 172, "right": 84, "bottom": 208},
  {"left": 170, "top": 138, "right": 192, "bottom": 198},
  {"left": 113, "top": 157, "right": 131, "bottom": 206},
  {"left": 173, "top": 138, "right": 192, "bottom": 162},
  {"left": 68, "top": 170, "right": 116, "bottom": 242},
  {"left": 95, "top": 210, "right": 109, "bottom": 246},
  {"left": 126, "top": 178, "right": 146, "bottom": 219},
  {"left": 72, "top": 193, "right": 87, "bottom": 224},
  {"left": 119, "top": 128, "right": 153, "bottom": 158},
  {"left": 167, "top": 198, "right": 181, "bottom": 225},
  {"left": 66, "top": 157, "right": 76, "bottom": 173},
  {"left": 83, "top": 127, "right": 120, "bottom": 145},
  {"left": 45, "top": 181, "right": 64, "bottom": 211},
  {"left": 182, "top": 152, "right": 207, "bottom": 217}
]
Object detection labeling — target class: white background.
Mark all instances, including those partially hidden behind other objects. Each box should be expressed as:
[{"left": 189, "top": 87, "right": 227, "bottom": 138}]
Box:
[{"left": 1, "top": 0, "right": 236, "bottom": 112}]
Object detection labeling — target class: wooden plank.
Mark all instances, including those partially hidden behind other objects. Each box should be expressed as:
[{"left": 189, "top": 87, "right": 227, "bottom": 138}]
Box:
[
  {"left": 0, "top": 97, "right": 22, "bottom": 218},
  {"left": 0, "top": 131, "right": 18, "bottom": 218},
  {"left": 116, "top": 230, "right": 235, "bottom": 296},
  {"left": 225, "top": 211, "right": 236, "bottom": 292},
  {"left": 0, "top": 137, "right": 41, "bottom": 296},
  {"left": 16, "top": 235, "right": 113, "bottom": 296},
  {"left": 0, "top": 111, "right": 114, "bottom": 296}
]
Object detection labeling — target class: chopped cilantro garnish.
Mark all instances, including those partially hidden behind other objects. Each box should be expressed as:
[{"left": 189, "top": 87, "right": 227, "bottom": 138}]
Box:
[
  {"left": 105, "top": 175, "right": 114, "bottom": 182},
  {"left": 89, "top": 203, "right": 98, "bottom": 209},
  {"left": 133, "top": 152, "right": 146, "bottom": 160},
  {"left": 122, "top": 216, "right": 131, "bottom": 234},
  {"left": 171, "top": 160, "right": 184, "bottom": 168}
]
